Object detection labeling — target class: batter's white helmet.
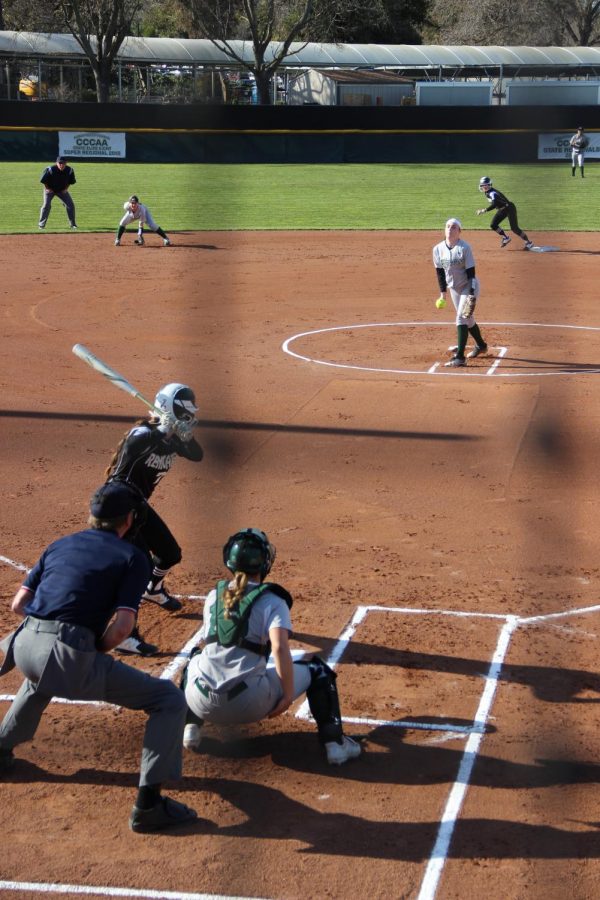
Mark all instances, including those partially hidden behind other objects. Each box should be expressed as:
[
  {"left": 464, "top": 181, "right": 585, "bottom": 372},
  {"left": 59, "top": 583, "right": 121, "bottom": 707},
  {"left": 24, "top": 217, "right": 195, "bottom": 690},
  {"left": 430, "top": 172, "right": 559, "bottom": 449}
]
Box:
[
  {"left": 154, "top": 383, "right": 198, "bottom": 422},
  {"left": 479, "top": 176, "right": 492, "bottom": 192}
]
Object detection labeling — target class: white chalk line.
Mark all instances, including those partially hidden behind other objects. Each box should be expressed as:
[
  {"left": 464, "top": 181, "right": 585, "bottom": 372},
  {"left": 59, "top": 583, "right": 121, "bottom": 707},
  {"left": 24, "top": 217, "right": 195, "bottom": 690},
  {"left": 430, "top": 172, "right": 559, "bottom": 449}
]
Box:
[
  {"left": 486, "top": 345, "right": 507, "bottom": 375},
  {"left": 0, "top": 882, "right": 266, "bottom": 900},
  {"left": 416, "top": 615, "right": 520, "bottom": 900},
  {"left": 282, "top": 321, "right": 600, "bottom": 378},
  {"left": 3, "top": 556, "right": 600, "bottom": 900}
]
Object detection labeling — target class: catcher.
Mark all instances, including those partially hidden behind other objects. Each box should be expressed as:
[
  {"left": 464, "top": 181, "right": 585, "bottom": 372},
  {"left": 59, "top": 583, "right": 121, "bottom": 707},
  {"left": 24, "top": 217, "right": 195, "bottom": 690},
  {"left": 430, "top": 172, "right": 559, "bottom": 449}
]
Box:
[
  {"left": 433, "top": 218, "right": 488, "bottom": 368},
  {"left": 115, "top": 195, "right": 171, "bottom": 246},
  {"left": 181, "top": 528, "right": 362, "bottom": 766}
]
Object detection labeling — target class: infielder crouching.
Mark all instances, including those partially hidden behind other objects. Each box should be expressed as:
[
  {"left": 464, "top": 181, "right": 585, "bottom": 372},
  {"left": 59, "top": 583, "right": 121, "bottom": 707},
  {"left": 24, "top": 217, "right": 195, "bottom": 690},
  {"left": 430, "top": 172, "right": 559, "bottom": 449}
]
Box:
[
  {"left": 433, "top": 217, "right": 488, "bottom": 368},
  {"left": 115, "top": 195, "right": 171, "bottom": 246}
]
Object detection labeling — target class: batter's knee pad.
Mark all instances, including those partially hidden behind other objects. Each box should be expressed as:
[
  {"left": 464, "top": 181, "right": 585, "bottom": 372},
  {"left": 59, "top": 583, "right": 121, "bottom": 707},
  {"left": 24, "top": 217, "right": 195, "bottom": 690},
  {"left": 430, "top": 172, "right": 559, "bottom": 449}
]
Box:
[{"left": 303, "top": 656, "right": 343, "bottom": 744}]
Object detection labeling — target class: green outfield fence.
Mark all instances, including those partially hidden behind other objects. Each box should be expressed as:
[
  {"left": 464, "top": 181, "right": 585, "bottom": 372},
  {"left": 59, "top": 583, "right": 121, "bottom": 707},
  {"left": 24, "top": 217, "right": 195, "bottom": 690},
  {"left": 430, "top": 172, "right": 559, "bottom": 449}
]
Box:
[{"left": 1, "top": 101, "right": 600, "bottom": 164}]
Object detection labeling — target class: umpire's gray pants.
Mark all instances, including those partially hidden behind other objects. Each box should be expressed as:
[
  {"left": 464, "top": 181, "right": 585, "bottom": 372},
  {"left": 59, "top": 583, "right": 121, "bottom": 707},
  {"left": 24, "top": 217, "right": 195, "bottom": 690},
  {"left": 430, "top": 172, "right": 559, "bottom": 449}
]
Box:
[
  {"left": 0, "top": 617, "right": 186, "bottom": 786},
  {"left": 39, "top": 190, "right": 76, "bottom": 227}
]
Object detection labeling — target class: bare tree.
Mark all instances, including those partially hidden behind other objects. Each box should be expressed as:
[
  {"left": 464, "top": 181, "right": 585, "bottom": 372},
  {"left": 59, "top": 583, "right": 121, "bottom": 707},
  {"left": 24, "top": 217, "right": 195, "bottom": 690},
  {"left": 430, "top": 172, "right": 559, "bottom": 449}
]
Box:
[
  {"left": 178, "top": 0, "right": 361, "bottom": 104},
  {"left": 428, "top": 0, "right": 600, "bottom": 45},
  {"left": 55, "top": 0, "right": 144, "bottom": 101}
]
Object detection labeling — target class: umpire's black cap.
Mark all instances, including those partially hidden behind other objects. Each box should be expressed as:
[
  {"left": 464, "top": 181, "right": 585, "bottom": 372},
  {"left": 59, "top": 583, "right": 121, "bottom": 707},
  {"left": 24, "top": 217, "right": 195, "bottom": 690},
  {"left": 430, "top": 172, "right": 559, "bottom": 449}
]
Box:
[
  {"left": 56, "top": 155, "right": 67, "bottom": 163},
  {"left": 90, "top": 482, "right": 139, "bottom": 518}
]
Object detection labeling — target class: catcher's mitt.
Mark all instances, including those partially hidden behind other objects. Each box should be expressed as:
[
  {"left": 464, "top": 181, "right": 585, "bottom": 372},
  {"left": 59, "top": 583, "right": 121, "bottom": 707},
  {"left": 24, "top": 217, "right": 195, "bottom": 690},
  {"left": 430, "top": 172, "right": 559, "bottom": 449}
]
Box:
[{"left": 460, "top": 294, "right": 477, "bottom": 318}]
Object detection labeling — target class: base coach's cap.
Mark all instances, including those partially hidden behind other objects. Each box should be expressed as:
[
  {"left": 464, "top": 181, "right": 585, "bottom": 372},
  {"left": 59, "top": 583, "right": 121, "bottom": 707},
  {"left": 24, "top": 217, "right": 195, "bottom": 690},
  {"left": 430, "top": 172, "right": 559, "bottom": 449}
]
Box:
[
  {"left": 90, "top": 482, "right": 138, "bottom": 518},
  {"left": 56, "top": 155, "right": 67, "bottom": 163}
]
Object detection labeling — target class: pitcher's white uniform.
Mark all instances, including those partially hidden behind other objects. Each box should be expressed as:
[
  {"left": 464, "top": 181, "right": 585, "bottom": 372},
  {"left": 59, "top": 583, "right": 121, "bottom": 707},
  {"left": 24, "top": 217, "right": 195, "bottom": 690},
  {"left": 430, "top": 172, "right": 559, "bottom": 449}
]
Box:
[
  {"left": 432, "top": 238, "right": 480, "bottom": 327},
  {"left": 120, "top": 200, "right": 158, "bottom": 231}
]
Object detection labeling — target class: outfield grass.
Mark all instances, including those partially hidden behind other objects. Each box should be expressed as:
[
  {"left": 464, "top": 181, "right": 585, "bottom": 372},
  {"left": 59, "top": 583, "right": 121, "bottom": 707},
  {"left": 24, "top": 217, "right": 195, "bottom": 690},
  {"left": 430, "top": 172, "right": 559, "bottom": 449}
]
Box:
[{"left": 2, "top": 161, "right": 596, "bottom": 233}]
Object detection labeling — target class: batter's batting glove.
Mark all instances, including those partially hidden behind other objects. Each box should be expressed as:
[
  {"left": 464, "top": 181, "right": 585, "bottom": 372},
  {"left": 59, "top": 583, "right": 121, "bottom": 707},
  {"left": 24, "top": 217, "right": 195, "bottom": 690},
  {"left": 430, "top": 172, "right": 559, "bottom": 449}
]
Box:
[
  {"left": 174, "top": 420, "right": 195, "bottom": 442},
  {"left": 157, "top": 413, "right": 177, "bottom": 436}
]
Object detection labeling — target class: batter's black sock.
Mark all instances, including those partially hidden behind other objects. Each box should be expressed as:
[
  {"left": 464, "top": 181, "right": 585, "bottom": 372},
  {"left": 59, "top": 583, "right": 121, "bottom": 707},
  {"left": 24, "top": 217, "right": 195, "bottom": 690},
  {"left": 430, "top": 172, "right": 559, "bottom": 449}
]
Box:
[
  {"left": 581, "top": 167, "right": 585, "bottom": 178},
  {"left": 469, "top": 324, "right": 486, "bottom": 348},
  {"left": 136, "top": 784, "right": 162, "bottom": 810},
  {"left": 117, "top": 225, "right": 125, "bottom": 239},
  {"left": 156, "top": 227, "right": 168, "bottom": 239},
  {"left": 456, "top": 324, "right": 468, "bottom": 358}
]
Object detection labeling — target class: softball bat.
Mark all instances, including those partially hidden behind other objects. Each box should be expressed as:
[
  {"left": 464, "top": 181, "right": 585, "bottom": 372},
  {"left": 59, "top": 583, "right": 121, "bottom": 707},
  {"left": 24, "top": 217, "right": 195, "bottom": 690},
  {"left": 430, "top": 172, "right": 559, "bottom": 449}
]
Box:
[{"left": 72, "top": 343, "right": 162, "bottom": 415}]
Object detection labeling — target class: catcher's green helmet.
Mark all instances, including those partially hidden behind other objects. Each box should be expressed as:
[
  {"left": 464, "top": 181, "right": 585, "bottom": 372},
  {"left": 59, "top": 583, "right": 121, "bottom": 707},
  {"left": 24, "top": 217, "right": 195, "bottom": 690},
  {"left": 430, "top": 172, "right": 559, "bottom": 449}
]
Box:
[{"left": 223, "top": 528, "right": 276, "bottom": 578}]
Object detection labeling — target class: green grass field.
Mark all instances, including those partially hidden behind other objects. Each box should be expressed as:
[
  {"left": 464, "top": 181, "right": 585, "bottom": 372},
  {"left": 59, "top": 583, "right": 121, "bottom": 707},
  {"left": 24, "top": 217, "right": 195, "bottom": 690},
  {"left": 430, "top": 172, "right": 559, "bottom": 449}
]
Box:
[{"left": 1, "top": 162, "right": 595, "bottom": 233}]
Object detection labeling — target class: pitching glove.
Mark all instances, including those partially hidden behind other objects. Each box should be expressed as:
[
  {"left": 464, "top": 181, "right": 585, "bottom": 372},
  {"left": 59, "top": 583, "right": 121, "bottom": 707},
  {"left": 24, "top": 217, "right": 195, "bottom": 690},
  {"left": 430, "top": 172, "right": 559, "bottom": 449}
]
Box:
[{"left": 460, "top": 294, "right": 477, "bottom": 318}]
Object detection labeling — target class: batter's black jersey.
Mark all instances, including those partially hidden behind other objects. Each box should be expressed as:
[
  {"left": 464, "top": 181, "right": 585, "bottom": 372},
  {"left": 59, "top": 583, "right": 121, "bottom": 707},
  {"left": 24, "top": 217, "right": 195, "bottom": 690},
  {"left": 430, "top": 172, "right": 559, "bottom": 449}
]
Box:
[
  {"left": 40, "top": 164, "right": 76, "bottom": 192},
  {"left": 107, "top": 422, "right": 203, "bottom": 499},
  {"left": 483, "top": 188, "right": 513, "bottom": 212}
]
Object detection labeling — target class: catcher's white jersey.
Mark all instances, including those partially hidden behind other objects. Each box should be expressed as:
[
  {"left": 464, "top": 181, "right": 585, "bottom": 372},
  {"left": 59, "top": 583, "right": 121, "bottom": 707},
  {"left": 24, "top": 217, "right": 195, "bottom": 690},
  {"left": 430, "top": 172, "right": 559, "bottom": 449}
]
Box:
[{"left": 432, "top": 238, "right": 476, "bottom": 295}]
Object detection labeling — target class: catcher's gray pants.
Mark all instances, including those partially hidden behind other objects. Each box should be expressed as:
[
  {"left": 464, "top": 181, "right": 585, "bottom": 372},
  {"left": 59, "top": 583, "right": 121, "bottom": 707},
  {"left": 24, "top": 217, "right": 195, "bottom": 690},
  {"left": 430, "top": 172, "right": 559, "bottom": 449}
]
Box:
[
  {"left": 39, "top": 190, "right": 76, "bottom": 227},
  {"left": 0, "top": 617, "right": 186, "bottom": 786},
  {"left": 185, "top": 660, "right": 312, "bottom": 725}
]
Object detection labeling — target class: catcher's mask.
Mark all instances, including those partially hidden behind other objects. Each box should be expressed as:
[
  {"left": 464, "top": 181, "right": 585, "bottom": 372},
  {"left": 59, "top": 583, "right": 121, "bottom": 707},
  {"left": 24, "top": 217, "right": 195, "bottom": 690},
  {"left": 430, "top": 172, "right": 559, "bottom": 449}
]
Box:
[
  {"left": 154, "top": 383, "right": 198, "bottom": 423},
  {"left": 223, "top": 528, "right": 276, "bottom": 579},
  {"left": 479, "top": 176, "right": 492, "bottom": 192}
]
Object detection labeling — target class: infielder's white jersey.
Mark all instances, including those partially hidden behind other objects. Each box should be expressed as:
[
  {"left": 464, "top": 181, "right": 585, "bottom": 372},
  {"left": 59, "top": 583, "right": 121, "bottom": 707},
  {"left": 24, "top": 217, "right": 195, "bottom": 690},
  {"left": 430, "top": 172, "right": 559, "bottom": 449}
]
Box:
[
  {"left": 432, "top": 238, "right": 477, "bottom": 296},
  {"left": 119, "top": 201, "right": 158, "bottom": 230}
]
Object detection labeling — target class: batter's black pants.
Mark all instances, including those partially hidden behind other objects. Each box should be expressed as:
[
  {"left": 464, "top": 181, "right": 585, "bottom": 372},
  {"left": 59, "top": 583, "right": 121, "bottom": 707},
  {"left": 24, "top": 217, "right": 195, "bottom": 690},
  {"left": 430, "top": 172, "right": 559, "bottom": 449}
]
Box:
[{"left": 134, "top": 504, "right": 182, "bottom": 571}]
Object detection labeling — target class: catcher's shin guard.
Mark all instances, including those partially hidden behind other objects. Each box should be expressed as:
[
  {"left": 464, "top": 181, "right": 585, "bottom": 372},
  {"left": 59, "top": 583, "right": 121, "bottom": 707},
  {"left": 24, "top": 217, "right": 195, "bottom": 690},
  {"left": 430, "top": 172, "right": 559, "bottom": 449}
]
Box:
[{"left": 305, "top": 656, "right": 343, "bottom": 744}]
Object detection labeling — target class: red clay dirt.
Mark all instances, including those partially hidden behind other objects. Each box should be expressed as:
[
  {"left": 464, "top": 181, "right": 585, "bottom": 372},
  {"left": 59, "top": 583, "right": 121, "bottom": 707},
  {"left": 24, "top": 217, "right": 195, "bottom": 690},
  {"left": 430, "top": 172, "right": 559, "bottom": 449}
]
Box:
[{"left": 1, "top": 230, "right": 600, "bottom": 899}]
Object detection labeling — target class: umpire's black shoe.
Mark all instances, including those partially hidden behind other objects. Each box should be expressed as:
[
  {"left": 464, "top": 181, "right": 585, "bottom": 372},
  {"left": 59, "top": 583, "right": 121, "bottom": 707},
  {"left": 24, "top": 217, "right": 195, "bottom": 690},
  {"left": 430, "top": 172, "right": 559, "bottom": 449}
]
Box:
[
  {"left": 0, "top": 748, "right": 15, "bottom": 773},
  {"left": 129, "top": 796, "right": 198, "bottom": 833}
]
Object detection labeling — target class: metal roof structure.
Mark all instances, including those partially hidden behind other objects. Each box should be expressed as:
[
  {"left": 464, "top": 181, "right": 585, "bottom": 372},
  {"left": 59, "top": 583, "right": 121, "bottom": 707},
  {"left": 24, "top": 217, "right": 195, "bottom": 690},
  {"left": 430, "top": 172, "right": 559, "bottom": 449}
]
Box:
[{"left": 3, "top": 32, "right": 600, "bottom": 76}]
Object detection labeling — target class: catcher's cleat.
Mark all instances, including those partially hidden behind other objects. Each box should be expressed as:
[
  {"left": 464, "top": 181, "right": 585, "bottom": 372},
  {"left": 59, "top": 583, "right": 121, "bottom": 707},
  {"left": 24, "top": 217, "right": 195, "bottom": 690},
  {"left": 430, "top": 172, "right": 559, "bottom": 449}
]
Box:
[
  {"left": 142, "top": 586, "right": 182, "bottom": 612},
  {"left": 129, "top": 796, "right": 198, "bottom": 833},
  {"left": 444, "top": 356, "right": 466, "bottom": 367},
  {"left": 500, "top": 235, "right": 511, "bottom": 248},
  {"left": 524, "top": 240, "right": 534, "bottom": 250},
  {"left": 115, "top": 627, "right": 158, "bottom": 657},
  {"left": 325, "top": 736, "right": 361, "bottom": 765},
  {"left": 467, "top": 343, "right": 488, "bottom": 359},
  {"left": 183, "top": 723, "right": 203, "bottom": 751}
]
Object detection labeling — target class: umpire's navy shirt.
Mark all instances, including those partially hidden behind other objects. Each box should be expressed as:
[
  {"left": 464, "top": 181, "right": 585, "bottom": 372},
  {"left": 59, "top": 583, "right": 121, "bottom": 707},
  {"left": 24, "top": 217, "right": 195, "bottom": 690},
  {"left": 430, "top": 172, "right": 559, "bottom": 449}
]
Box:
[{"left": 22, "top": 529, "right": 150, "bottom": 638}]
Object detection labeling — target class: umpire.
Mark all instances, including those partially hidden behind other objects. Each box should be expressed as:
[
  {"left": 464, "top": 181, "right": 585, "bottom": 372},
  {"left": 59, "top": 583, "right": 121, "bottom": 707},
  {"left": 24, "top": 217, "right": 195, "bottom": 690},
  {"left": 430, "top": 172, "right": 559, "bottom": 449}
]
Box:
[
  {"left": 0, "top": 482, "right": 197, "bottom": 833},
  {"left": 39, "top": 155, "right": 78, "bottom": 230}
]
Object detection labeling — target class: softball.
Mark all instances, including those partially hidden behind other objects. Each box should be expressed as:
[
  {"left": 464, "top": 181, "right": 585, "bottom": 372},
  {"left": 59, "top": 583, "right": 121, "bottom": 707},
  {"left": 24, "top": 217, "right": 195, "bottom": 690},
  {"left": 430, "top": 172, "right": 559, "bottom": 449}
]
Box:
[{"left": 435, "top": 297, "right": 446, "bottom": 309}]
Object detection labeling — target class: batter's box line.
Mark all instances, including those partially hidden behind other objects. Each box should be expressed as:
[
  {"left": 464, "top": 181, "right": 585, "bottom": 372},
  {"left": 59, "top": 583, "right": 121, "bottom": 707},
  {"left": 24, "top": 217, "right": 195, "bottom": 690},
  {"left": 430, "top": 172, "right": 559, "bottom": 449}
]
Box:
[{"left": 294, "top": 602, "right": 600, "bottom": 732}]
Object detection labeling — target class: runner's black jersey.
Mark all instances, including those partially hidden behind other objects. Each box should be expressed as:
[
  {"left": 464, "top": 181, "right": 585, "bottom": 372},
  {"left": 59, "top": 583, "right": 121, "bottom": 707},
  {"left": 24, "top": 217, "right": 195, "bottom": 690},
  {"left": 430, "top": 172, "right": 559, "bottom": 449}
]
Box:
[
  {"left": 107, "top": 423, "right": 203, "bottom": 499},
  {"left": 483, "top": 188, "right": 512, "bottom": 212}
]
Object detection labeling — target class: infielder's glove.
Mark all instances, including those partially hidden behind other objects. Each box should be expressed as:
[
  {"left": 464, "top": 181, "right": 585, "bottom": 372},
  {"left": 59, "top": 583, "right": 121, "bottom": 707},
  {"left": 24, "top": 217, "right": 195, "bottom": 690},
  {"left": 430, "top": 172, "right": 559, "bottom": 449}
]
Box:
[{"left": 460, "top": 294, "right": 477, "bottom": 318}]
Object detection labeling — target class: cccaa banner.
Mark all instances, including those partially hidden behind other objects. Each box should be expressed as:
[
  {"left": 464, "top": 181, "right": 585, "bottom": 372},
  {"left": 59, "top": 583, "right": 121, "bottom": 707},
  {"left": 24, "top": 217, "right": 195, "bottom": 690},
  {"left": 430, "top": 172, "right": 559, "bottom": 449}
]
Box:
[
  {"left": 58, "top": 131, "right": 126, "bottom": 158},
  {"left": 538, "top": 132, "right": 600, "bottom": 160}
]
